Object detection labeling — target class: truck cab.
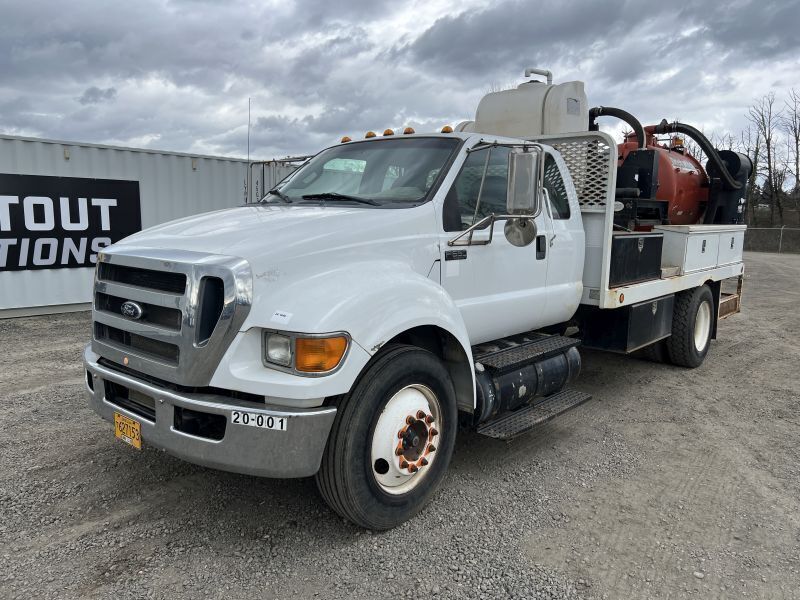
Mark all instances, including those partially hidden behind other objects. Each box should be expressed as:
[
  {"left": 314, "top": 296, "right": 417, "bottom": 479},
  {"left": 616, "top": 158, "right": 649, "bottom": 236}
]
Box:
[{"left": 84, "top": 70, "right": 747, "bottom": 529}]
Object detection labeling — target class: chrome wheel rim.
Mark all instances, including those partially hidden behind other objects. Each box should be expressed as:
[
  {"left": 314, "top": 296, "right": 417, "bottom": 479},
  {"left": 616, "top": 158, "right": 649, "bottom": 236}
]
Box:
[
  {"left": 694, "top": 300, "right": 712, "bottom": 352},
  {"left": 370, "top": 384, "right": 441, "bottom": 495}
]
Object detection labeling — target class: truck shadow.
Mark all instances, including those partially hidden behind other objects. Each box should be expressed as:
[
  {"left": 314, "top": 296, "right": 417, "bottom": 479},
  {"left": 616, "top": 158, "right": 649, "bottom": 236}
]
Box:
[{"left": 84, "top": 348, "right": 669, "bottom": 556}]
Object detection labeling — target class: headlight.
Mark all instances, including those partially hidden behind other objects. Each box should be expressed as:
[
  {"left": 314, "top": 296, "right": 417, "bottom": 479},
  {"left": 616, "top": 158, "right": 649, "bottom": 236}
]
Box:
[
  {"left": 262, "top": 330, "right": 349, "bottom": 374},
  {"left": 264, "top": 332, "right": 292, "bottom": 366}
]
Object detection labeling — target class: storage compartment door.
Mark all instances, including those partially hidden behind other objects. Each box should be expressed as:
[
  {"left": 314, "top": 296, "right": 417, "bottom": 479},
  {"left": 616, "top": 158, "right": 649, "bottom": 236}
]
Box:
[
  {"left": 609, "top": 233, "right": 663, "bottom": 287},
  {"left": 684, "top": 233, "right": 719, "bottom": 273},
  {"left": 717, "top": 230, "right": 745, "bottom": 266}
]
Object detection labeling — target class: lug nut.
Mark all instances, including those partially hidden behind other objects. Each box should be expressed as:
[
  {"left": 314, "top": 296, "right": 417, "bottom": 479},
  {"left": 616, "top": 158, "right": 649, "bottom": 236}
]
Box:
[
  {"left": 408, "top": 464, "right": 418, "bottom": 473},
  {"left": 416, "top": 410, "right": 426, "bottom": 419},
  {"left": 427, "top": 444, "right": 436, "bottom": 453},
  {"left": 395, "top": 447, "right": 404, "bottom": 456},
  {"left": 400, "top": 460, "right": 409, "bottom": 469},
  {"left": 425, "top": 415, "right": 434, "bottom": 424},
  {"left": 420, "top": 457, "right": 429, "bottom": 466},
  {"left": 406, "top": 416, "right": 416, "bottom": 425},
  {"left": 430, "top": 428, "right": 439, "bottom": 437}
]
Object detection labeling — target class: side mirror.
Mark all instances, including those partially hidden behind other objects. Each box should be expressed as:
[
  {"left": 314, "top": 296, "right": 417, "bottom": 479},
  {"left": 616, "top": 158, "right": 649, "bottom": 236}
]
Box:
[{"left": 506, "top": 149, "right": 542, "bottom": 216}]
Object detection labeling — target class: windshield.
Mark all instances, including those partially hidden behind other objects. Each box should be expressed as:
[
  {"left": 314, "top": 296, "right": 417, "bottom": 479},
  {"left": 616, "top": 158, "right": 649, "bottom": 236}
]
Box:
[{"left": 266, "top": 137, "right": 460, "bottom": 205}]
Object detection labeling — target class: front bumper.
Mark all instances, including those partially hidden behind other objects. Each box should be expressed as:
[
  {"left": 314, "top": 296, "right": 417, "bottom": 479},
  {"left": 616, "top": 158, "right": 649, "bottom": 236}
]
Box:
[{"left": 83, "top": 346, "right": 336, "bottom": 478}]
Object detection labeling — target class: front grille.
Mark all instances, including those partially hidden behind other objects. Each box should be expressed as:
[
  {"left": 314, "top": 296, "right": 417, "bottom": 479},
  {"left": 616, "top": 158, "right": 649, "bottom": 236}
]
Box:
[
  {"left": 95, "top": 322, "right": 179, "bottom": 364},
  {"left": 95, "top": 292, "right": 182, "bottom": 330},
  {"left": 92, "top": 252, "right": 251, "bottom": 386},
  {"left": 98, "top": 262, "right": 187, "bottom": 294}
]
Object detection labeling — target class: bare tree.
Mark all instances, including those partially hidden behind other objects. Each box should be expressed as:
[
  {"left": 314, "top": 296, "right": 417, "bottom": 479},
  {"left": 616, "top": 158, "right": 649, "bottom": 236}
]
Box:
[
  {"left": 748, "top": 93, "right": 784, "bottom": 225},
  {"left": 738, "top": 125, "right": 761, "bottom": 225},
  {"left": 780, "top": 89, "right": 800, "bottom": 220}
]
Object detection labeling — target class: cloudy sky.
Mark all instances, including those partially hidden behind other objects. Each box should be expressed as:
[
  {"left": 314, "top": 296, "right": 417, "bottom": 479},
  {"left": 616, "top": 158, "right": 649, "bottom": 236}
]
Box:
[{"left": 1, "top": 0, "right": 798, "bottom": 159}]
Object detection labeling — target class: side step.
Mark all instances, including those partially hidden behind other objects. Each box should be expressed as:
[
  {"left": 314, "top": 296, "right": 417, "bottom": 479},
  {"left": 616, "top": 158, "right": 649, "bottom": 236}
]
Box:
[
  {"left": 477, "top": 389, "right": 592, "bottom": 441},
  {"left": 474, "top": 333, "right": 580, "bottom": 372}
]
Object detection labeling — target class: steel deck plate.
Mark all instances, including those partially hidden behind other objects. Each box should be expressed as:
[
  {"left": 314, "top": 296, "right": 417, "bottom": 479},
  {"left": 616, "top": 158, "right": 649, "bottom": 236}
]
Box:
[
  {"left": 475, "top": 335, "right": 580, "bottom": 371},
  {"left": 477, "top": 389, "right": 592, "bottom": 441}
]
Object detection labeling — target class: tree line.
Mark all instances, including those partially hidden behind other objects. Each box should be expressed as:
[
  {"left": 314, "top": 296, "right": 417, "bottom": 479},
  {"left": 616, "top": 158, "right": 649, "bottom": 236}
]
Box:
[{"left": 684, "top": 90, "right": 800, "bottom": 228}]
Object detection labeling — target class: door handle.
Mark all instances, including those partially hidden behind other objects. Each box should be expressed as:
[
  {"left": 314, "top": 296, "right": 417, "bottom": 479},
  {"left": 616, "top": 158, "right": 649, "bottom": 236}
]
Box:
[{"left": 535, "top": 235, "right": 547, "bottom": 260}]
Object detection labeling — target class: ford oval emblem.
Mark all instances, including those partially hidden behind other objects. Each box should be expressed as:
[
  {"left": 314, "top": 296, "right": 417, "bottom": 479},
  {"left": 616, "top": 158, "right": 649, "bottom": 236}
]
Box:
[{"left": 121, "top": 301, "right": 144, "bottom": 320}]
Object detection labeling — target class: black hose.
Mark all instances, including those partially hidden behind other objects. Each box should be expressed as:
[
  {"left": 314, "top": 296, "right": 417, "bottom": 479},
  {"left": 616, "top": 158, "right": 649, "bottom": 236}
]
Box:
[
  {"left": 651, "top": 120, "right": 742, "bottom": 190},
  {"left": 589, "top": 106, "right": 646, "bottom": 149}
]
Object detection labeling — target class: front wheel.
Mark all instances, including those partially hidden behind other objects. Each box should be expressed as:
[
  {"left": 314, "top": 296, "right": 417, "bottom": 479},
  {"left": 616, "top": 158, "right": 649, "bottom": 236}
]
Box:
[
  {"left": 666, "top": 285, "right": 714, "bottom": 368},
  {"left": 315, "top": 345, "right": 457, "bottom": 530}
]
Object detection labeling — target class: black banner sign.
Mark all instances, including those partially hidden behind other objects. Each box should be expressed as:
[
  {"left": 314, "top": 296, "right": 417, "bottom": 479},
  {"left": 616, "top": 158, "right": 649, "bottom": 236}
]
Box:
[{"left": 0, "top": 174, "right": 141, "bottom": 271}]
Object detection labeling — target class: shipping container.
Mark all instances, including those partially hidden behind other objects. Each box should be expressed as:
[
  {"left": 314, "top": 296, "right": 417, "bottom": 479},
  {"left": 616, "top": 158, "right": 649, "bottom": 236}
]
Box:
[{"left": 0, "top": 134, "right": 300, "bottom": 317}]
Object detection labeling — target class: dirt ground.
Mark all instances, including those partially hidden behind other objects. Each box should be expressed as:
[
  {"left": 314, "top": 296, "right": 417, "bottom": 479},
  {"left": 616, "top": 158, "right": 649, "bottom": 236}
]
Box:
[{"left": 1, "top": 251, "right": 798, "bottom": 600}]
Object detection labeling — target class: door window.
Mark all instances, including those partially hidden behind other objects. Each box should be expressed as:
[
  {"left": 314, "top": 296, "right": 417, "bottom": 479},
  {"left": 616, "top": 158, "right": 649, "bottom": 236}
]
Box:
[
  {"left": 443, "top": 146, "right": 511, "bottom": 231},
  {"left": 544, "top": 155, "right": 570, "bottom": 219}
]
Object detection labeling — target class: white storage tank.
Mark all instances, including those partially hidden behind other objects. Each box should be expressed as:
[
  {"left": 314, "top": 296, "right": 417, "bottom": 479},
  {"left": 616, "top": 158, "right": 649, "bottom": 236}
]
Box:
[
  {"left": 459, "top": 69, "right": 588, "bottom": 139},
  {"left": 0, "top": 134, "right": 300, "bottom": 317}
]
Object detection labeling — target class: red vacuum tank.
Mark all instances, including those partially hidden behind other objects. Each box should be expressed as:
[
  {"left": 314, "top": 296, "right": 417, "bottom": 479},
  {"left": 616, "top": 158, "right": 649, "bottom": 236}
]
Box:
[{"left": 618, "top": 129, "right": 708, "bottom": 225}]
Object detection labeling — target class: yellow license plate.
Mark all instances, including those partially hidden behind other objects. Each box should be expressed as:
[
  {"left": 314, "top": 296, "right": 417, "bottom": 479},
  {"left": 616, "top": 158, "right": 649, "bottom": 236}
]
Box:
[{"left": 114, "top": 412, "right": 142, "bottom": 450}]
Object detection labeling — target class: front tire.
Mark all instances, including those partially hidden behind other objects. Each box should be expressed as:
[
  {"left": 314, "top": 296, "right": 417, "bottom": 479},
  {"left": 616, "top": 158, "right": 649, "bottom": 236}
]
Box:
[
  {"left": 315, "top": 345, "right": 457, "bottom": 530},
  {"left": 666, "top": 285, "right": 714, "bottom": 368}
]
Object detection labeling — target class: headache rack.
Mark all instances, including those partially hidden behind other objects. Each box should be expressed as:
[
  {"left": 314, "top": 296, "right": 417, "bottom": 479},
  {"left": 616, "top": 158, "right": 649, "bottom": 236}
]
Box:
[{"left": 530, "top": 131, "right": 745, "bottom": 311}]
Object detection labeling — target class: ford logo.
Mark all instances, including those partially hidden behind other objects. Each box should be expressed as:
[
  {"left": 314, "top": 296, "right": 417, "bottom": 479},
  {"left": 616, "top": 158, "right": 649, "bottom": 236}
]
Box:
[{"left": 121, "top": 301, "right": 144, "bottom": 320}]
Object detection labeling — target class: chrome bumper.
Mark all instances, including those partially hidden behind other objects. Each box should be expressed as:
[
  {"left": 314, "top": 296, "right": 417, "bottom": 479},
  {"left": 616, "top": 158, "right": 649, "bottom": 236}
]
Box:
[{"left": 83, "top": 346, "right": 336, "bottom": 478}]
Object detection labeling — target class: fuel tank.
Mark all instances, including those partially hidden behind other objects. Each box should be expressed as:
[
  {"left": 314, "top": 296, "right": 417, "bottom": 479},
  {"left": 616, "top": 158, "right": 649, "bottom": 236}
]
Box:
[{"left": 618, "top": 132, "right": 708, "bottom": 225}]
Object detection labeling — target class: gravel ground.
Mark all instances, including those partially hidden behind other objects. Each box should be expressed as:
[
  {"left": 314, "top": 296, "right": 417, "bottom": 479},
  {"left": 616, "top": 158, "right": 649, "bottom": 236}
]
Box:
[{"left": 1, "top": 251, "right": 799, "bottom": 600}]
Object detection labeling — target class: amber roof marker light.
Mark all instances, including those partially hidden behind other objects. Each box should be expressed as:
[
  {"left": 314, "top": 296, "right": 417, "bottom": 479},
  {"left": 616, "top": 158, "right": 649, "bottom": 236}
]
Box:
[
  {"left": 441, "top": 125, "right": 454, "bottom": 133},
  {"left": 365, "top": 131, "right": 377, "bottom": 138},
  {"left": 403, "top": 127, "right": 415, "bottom": 134}
]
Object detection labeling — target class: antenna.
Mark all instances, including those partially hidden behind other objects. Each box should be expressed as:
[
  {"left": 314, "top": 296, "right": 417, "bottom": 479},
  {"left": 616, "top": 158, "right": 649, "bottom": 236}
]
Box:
[{"left": 247, "top": 97, "right": 251, "bottom": 162}]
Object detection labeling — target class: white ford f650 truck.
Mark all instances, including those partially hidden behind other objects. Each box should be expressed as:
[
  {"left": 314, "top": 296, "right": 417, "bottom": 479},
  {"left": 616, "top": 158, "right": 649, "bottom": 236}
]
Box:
[{"left": 85, "top": 69, "right": 749, "bottom": 529}]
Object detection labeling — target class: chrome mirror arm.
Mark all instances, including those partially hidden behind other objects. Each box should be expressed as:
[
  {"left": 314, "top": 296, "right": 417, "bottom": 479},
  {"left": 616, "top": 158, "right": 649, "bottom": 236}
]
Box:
[{"left": 447, "top": 213, "right": 535, "bottom": 247}]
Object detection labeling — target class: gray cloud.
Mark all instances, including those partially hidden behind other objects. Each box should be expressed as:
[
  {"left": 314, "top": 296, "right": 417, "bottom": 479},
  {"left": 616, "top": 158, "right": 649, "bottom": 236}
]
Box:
[
  {"left": 78, "top": 86, "right": 117, "bottom": 105},
  {"left": 0, "top": 0, "right": 797, "bottom": 158}
]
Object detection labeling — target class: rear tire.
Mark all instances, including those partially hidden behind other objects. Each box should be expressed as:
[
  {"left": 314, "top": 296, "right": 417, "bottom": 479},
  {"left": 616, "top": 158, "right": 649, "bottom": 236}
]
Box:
[
  {"left": 315, "top": 345, "right": 457, "bottom": 530},
  {"left": 637, "top": 338, "right": 670, "bottom": 363},
  {"left": 666, "top": 285, "right": 714, "bottom": 368}
]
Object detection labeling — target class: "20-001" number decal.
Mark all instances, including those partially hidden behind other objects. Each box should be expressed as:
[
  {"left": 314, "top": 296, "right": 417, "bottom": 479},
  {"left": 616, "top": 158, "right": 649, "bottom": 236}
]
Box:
[{"left": 231, "top": 411, "right": 287, "bottom": 431}]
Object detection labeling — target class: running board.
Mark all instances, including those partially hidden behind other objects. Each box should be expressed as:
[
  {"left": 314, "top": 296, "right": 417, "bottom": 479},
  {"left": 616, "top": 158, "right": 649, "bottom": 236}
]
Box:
[
  {"left": 476, "top": 389, "right": 592, "bottom": 441},
  {"left": 473, "top": 333, "right": 580, "bottom": 373}
]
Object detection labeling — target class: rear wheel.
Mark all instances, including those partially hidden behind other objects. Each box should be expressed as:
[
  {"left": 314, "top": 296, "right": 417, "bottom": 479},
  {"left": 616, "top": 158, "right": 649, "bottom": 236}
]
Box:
[
  {"left": 315, "top": 345, "right": 457, "bottom": 530},
  {"left": 637, "top": 338, "right": 669, "bottom": 363},
  {"left": 666, "top": 285, "right": 714, "bottom": 368}
]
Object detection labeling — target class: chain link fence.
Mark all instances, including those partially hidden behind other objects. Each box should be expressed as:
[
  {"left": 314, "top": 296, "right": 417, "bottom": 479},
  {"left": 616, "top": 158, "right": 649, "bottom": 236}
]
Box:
[{"left": 744, "top": 227, "right": 800, "bottom": 253}]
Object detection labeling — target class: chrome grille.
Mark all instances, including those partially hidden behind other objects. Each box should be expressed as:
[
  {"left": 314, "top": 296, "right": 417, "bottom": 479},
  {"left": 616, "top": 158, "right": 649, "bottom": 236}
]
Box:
[
  {"left": 95, "top": 291, "right": 182, "bottom": 330},
  {"left": 97, "top": 262, "right": 187, "bottom": 294},
  {"left": 92, "top": 248, "right": 252, "bottom": 386}
]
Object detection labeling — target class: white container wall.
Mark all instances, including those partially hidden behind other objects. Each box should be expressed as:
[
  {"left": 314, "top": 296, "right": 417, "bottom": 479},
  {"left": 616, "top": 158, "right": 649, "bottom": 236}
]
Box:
[{"left": 0, "top": 135, "right": 299, "bottom": 317}]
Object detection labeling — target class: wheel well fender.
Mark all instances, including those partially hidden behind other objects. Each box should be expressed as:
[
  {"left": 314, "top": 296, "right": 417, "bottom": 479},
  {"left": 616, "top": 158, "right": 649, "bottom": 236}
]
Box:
[
  {"left": 382, "top": 326, "right": 474, "bottom": 413},
  {"left": 252, "top": 260, "right": 477, "bottom": 411}
]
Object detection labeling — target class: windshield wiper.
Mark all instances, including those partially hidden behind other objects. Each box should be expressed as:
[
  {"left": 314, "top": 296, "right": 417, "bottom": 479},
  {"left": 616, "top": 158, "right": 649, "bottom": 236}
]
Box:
[
  {"left": 261, "top": 188, "right": 292, "bottom": 203},
  {"left": 300, "top": 192, "right": 379, "bottom": 206}
]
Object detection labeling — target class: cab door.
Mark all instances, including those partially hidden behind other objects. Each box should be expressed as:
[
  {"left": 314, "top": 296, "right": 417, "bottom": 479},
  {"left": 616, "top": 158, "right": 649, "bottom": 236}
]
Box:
[
  {"left": 438, "top": 145, "right": 552, "bottom": 345},
  {"left": 539, "top": 152, "right": 585, "bottom": 324}
]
